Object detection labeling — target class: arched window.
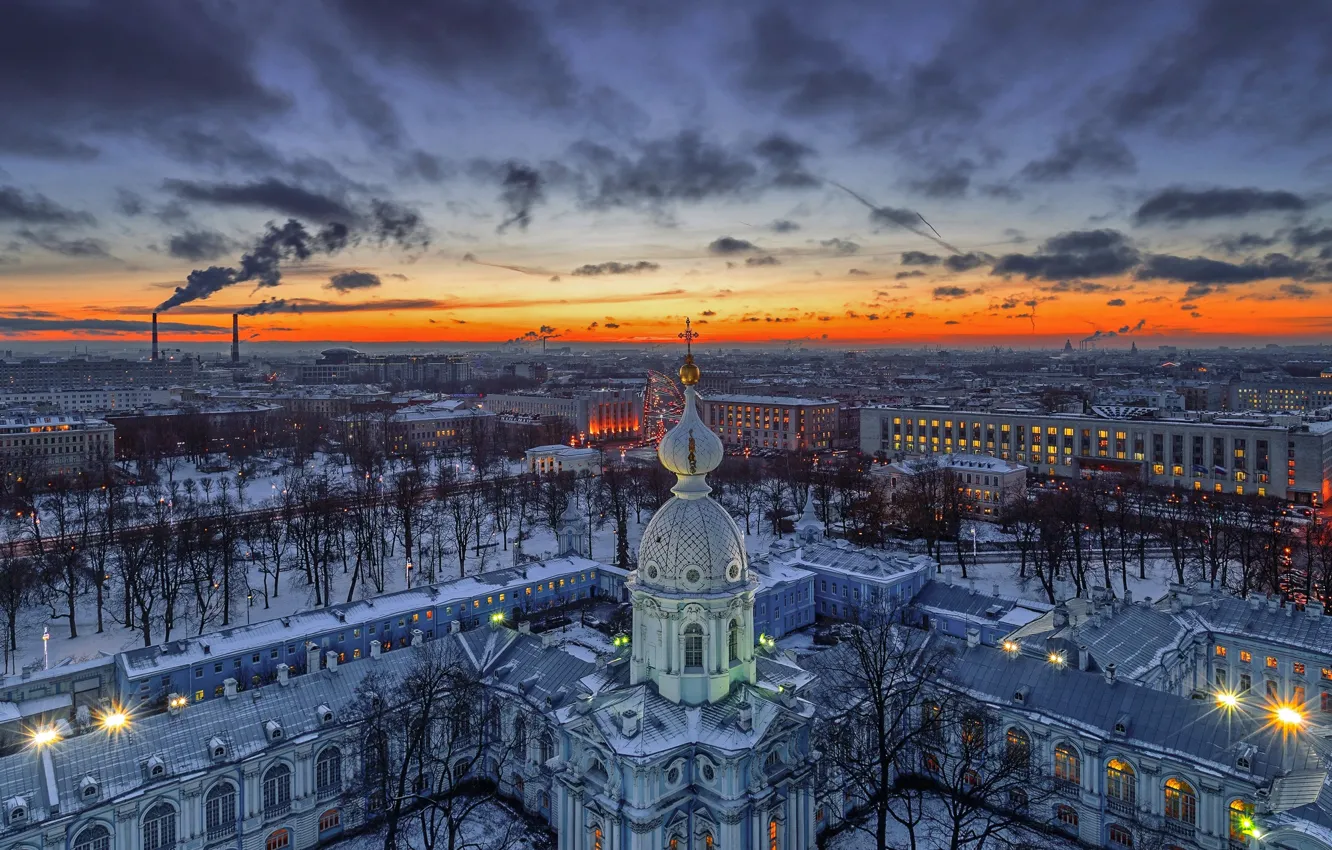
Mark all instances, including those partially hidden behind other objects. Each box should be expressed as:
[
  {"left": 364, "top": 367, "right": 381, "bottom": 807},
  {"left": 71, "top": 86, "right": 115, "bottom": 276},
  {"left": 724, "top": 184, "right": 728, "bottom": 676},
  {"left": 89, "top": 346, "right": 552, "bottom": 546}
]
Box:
[
  {"left": 262, "top": 763, "right": 292, "bottom": 813},
  {"left": 765, "top": 750, "right": 782, "bottom": 773},
  {"left": 962, "top": 769, "right": 981, "bottom": 790},
  {"left": 142, "top": 802, "right": 177, "bottom": 850},
  {"left": 922, "top": 751, "right": 941, "bottom": 774},
  {"left": 591, "top": 826, "right": 603, "bottom": 850},
  {"left": 486, "top": 701, "right": 501, "bottom": 740},
  {"left": 1055, "top": 804, "right": 1078, "bottom": 830},
  {"left": 450, "top": 704, "right": 471, "bottom": 740},
  {"left": 318, "top": 809, "right": 341, "bottom": 836},
  {"left": 1106, "top": 758, "right": 1136, "bottom": 805},
  {"left": 453, "top": 760, "right": 469, "bottom": 781},
  {"left": 74, "top": 824, "right": 111, "bottom": 850},
  {"left": 265, "top": 829, "right": 290, "bottom": 850},
  {"left": 684, "top": 624, "right": 704, "bottom": 669},
  {"left": 728, "top": 620, "right": 740, "bottom": 663},
  {"left": 769, "top": 818, "right": 779, "bottom": 850},
  {"left": 204, "top": 783, "right": 237, "bottom": 835},
  {"left": 961, "top": 713, "right": 985, "bottom": 750},
  {"left": 512, "top": 775, "right": 525, "bottom": 797},
  {"left": 1053, "top": 742, "right": 1080, "bottom": 786},
  {"left": 539, "top": 730, "right": 554, "bottom": 764},
  {"left": 316, "top": 747, "right": 343, "bottom": 794},
  {"left": 1108, "top": 824, "right": 1133, "bottom": 847},
  {"left": 1229, "top": 800, "right": 1255, "bottom": 840},
  {"left": 586, "top": 758, "right": 608, "bottom": 785},
  {"left": 514, "top": 713, "right": 528, "bottom": 752},
  {"left": 1164, "top": 777, "right": 1197, "bottom": 825},
  {"left": 1005, "top": 728, "right": 1030, "bottom": 771},
  {"left": 921, "top": 700, "right": 944, "bottom": 743}
]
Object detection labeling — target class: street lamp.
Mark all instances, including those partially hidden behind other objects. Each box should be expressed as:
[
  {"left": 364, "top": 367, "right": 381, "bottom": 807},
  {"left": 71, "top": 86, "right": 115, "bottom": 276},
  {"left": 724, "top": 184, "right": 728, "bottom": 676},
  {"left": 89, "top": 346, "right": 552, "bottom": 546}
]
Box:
[
  {"left": 99, "top": 707, "right": 129, "bottom": 733},
  {"left": 29, "top": 726, "right": 60, "bottom": 748},
  {"left": 1274, "top": 705, "right": 1303, "bottom": 728}
]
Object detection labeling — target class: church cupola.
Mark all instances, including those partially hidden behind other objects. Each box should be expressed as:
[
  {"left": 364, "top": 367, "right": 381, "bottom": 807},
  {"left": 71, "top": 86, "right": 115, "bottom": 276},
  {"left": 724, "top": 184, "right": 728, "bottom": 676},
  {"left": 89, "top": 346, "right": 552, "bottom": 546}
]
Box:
[{"left": 628, "top": 321, "right": 757, "bottom": 705}]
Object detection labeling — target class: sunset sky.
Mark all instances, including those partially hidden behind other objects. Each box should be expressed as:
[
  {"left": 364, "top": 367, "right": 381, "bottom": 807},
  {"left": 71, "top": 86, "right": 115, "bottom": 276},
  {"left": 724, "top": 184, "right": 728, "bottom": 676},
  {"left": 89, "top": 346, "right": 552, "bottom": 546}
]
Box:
[{"left": 2, "top": 0, "right": 1331, "bottom": 349}]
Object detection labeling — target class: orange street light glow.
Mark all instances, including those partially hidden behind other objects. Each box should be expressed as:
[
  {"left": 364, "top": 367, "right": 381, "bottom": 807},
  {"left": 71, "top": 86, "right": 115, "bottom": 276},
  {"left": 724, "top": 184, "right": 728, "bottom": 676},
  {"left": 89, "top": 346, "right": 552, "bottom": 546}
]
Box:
[
  {"left": 30, "top": 727, "right": 60, "bottom": 747},
  {"left": 1275, "top": 705, "right": 1303, "bottom": 727}
]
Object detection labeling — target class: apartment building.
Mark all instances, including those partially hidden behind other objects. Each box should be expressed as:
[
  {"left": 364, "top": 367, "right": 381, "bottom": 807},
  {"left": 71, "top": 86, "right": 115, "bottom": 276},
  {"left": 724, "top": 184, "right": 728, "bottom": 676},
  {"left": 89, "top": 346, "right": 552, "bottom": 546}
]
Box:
[
  {"left": 873, "top": 453, "right": 1028, "bottom": 518},
  {"left": 0, "top": 387, "right": 171, "bottom": 413},
  {"left": 477, "top": 389, "right": 642, "bottom": 442},
  {"left": 0, "top": 413, "right": 115, "bottom": 476},
  {"left": 700, "top": 393, "right": 839, "bottom": 453},
  {"left": 1230, "top": 378, "right": 1332, "bottom": 413},
  {"left": 861, "top": 406, "right": 1332, "bottom": 503}
]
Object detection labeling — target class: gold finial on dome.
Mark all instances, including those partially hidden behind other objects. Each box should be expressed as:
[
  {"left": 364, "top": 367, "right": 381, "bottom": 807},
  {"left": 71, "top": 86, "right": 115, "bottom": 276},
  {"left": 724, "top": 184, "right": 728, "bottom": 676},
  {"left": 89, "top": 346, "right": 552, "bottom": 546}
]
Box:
[{"left": 678, "top": 317, "right": 700, "bottom": 386}]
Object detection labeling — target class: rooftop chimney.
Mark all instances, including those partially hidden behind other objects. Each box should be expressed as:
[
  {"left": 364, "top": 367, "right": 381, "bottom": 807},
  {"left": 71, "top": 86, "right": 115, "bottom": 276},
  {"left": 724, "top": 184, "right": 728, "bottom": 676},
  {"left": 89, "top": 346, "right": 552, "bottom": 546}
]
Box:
[
  {"left": 151, "top": 313, "right": 159, "bottom": 361},
  {"left": 230, "top": 313, "right": 240, "bottom": 364}
]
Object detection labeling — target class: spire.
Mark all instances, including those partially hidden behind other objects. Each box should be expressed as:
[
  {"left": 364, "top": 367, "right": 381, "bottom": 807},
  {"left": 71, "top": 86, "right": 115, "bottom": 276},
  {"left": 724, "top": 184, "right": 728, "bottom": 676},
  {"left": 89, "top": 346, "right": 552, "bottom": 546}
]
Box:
[{"left": 657, "top": 319, "right": 722, "bottom": 496}]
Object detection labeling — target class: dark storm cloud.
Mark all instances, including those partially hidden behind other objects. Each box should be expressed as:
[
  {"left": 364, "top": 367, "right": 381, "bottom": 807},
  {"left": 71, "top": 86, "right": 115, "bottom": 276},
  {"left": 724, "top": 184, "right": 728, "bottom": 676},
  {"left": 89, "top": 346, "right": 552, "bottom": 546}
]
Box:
[
  {"left": 368, "top": 200, "right": 431, "bottom": 251},
  {"left": 327, "top": 0, "right": 577, "bottom": 108},
  {"left": 933, "top": 286, "right": 971, "bottom": 300},
  {"left": 1107, "top": 298, "right": 1126, "bottom": 306},
  {"left": 908, "top": 159, "right": 975, "bottom": 199},
  {"left": 820, "top": 238, "right": 859, "bottom": 255},
  {"left": 896, "top": 270, "right": 926, "bottom": 279},
  {"left": 992, "top": 229, "right": 1140, "bottom": 280},
  {"left": 163, "top": 178, "right": 356, "bottom": 222},
  {"left": 768, "top": 219, "right": 801, "bottom": 233},
  {"left": 304, "top": 39, "right": 403, "bottom": 150},
  {"left": 1019, "top": 124, "right": 1136, "bottom": 182},
  {"left": 156, "top": 129, "right": 356, "bottom": 185},
  {"left": 1106, "top": 0, "right": 1332, "bottom": 140},
  {"left": 158, "top": 219, "right": 351, "bottom": 311},
  {"left": 1211, "top": 232, "right": 1280, "bottom": 254},
  {"left": 0, "top": 0, "right": 287, "bottom": 161},
  {"left": 709, "top": 237, "right": 758, "bottom": 255},
  {"left": 0, "top": 187, "right": 94, "bottom": 225},
  {"left": 1290, "top": 225, "right": 1332, "bottom": 258},
  {"left": 901, "top": 251, "right": 941, "bottom": 266},
  {"left": 571, "top": 261, "right": 660, "bottom": 276},
  {"left": 944, "top": 252, "right": 992, "bottom": 272},
  {"left": 1135, "top": 253, "right": 1314, "bottom": 294},
  {"left": 167, "top": 230, "right": 233, "bottom": 262},
  {"left": 16, "top": 229, "right": 111, "bottom": 258},
  {"left": 496, "top": 163, "right": 543, "bottom": 233},
  {"left": 1134, "top": 187, "right": 1309, "bottom": 225},
  {"left": 746, "top": 255, "right": 781, "bottom": 266},
  {"left": 564, "top": 131, "right": 819, "bottom": 216},
  {"left": 326, "top": 271, "right": 383, "bottom": 293}
]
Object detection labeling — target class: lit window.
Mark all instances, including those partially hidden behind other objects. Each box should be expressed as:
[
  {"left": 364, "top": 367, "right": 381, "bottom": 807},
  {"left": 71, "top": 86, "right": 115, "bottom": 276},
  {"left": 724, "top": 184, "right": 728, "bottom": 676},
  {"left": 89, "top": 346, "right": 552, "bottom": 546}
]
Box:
[
  {"left": 1266, "top": 656, "right": 1278, "bottom": 669},
  {"left": 1215, "top": 645, "right": 1227, "bottom": 657},
  {"left": 1240, "top": 651, "right": 1251, "bottom": 663}
]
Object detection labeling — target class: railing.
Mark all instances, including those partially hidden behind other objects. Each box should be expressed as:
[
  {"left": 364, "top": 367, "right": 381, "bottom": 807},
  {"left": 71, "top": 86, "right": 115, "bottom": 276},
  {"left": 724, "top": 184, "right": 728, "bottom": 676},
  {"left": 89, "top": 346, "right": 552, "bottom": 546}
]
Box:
[
  {"left": 1054, "top": 779, "right": 1081, "bottom": 797},
  {"left": 206, "top": 822, "right": 237, "bottom": 843},
  {"left": 1163, "top": 819, "right": 1195, "bottom": 840},
  {"left": 317, "top": 782, "right": 343, "bottom": 801},
  {"left": 263, "top": 802, "right": 291, "bottom": 820},
  {"left": 1106, "top": 798, "right": 1135, "bottom": 818}
]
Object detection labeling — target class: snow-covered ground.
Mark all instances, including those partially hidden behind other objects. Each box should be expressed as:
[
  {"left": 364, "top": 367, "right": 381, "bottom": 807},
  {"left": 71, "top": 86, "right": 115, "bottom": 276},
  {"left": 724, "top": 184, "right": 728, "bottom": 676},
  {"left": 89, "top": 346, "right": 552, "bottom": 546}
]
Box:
[{"left": 334, "top": 797, "right": 553, "bottom": 850}]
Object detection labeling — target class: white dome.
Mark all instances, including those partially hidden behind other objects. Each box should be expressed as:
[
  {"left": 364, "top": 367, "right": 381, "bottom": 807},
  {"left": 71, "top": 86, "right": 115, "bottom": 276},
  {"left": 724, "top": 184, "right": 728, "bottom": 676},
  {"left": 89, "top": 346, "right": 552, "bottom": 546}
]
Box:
[
  {"left": 636, "top": 496, "right": 749, "bottom": 595},
  {"left": 658, "top": 389, "right": 723, "bottom": 478}
]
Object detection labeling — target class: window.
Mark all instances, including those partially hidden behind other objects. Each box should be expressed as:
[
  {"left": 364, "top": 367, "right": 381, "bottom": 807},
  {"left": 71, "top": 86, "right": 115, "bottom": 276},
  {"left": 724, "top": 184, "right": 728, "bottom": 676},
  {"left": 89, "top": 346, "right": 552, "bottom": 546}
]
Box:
[
  {"left": 961, "top": 714, "right": 985, "bottom": 750},
  {"left": 205, "top": 783, "right": 237, "bottom": 833},
  {"left": 318, "top": 810, "right": 341, "bottom": 835},
  {"left": 514, "top": 714, "right": 528, "bottom": 752},
  {"left": 1294, "top": 685, "right": 1306, "bottom": 705},
  {"left": 728, "top": 620, "right": 740, "bottom": 664},
  {"left": 266, "top": 830, "right": 290, "bottom": 850},
  {"left": 1240, "top": 650, "right": 1251, "bottom": 663},
  {"left": 1164, "top": 777, "right": 1197, "bottom": 825},
  {"left": 1294, "top": 662, "right": 1305, "bottom": 675},
  {"left": 922, "top": 751, "right": 941, "bottom": 773},
  {"left": 142, "top": 802, "right": 177, "bottom": 850},
  {"left": 1005, "top": 728, "right": 1030, "bottom": 771},
  {"left": 1266, "top": 680, "right": 1279, "bottom": 700},
  {"left": 684, "top": 624, "right": 704, "bottom": 669},
  {"left": 1106, "top": 759, "right": 1136, "bottom": 804},
  {"left": 1229, "top": 800, "right": 1254, "bottom": 840},
  {"left": 1108, "top": 824, "right": 1133, "bottom": 847},
  {"left": 1055, "top": 804, "right": 1078, "bottom": 829},
  {"left": 1240, "top": 673, "right": 1251, "bottom": 692},
  {"left": 316, "top": 747, "right": 343, "bottom": 793},
  {"left": 74, "top": 825, "right": 111, "bottom": 850},
  {"left": 1054, "top": 742, "right": 1080, "bottom": 785},
  {"left": 1323, "top": 691, "right": 1332, "bottom": 713},
  {"left": 1323, "top": 668, "right": 1332, "bottom": 681},
  {"left": 1215, "top": 645, "right": 1226, "bottom": 657},
  {"left": 769, "top": 819, "right": 779, "bottom": 850},
  {"left": 1266, "top": 656, "right": 1278, "bottom": 669},
  {"left": 263, "top": 764, "right": 292, "bottom": 812}
]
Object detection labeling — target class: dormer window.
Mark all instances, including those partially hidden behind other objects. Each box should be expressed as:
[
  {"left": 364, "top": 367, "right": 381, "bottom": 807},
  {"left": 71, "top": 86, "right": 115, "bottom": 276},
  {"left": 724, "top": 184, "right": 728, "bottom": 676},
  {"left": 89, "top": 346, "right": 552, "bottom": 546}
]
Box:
[
  {"left": 264, "top": 720, "right": 284, "bottom": 741},
  {"left": 79, "top": 776, "right": 99, "bottom": 800},
  {"left": 208, "top": 737, "right": 227, "bottom": 760},
  {"left": 4, "top": 797, "right": 28, "bottom": 826},
  {"left": 145, "top": 755, "right": 166, "bottom": 779},
  {"left": 315, "top": 704, "right": 334, "bottom": 725}
]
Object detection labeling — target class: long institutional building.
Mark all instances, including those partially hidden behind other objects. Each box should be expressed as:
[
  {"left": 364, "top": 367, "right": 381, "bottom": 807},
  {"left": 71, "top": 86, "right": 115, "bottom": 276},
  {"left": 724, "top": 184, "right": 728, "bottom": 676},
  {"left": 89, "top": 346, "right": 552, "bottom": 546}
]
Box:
[
  {"left": 861, "top": 405, "right": 1332, "bottom": 503},
  {"left": 699, "top": 394, "right": 839, "bottom": 453}
]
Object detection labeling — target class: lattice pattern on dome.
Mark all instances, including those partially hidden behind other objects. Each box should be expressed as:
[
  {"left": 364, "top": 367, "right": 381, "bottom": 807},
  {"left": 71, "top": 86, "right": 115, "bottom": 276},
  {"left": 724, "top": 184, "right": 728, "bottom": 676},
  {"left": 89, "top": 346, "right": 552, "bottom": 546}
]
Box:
[{"left": 637, "top": 497, "right": 748, "bottom": 593}]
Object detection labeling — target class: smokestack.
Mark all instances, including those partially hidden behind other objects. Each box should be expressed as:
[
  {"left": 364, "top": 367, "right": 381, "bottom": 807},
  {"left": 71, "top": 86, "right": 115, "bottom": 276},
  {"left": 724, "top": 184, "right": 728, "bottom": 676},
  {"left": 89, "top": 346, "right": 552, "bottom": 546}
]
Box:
[
  {"left": 231, "top": 313, "right": 240, "bottom": 364},
  {"left": 151, "top": 313, "right": 159, "bottom": 361}
]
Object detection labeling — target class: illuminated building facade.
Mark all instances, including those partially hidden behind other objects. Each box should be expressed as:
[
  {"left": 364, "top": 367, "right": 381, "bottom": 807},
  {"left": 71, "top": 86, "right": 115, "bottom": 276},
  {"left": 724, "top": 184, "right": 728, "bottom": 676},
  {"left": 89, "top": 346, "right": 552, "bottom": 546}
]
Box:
[{"left": 700, "top": 394, "right": 838, "bottom": 453}]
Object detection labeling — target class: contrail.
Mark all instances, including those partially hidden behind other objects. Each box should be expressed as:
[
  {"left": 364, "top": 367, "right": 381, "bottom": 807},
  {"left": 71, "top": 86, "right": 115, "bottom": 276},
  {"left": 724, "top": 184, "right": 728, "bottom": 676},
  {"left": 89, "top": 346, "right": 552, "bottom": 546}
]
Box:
[
  {"left": 461, "top": 253, "right": 550, "bottom": 276},
  {"left": 828, "top": 181, "right": 961, "bottom": 255}
]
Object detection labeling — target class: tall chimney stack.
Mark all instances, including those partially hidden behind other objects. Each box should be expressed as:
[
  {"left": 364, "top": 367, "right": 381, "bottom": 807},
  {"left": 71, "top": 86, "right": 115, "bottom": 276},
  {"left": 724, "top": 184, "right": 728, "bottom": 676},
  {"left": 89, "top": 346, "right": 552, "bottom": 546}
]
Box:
[
  {"left": 231, "top": 313, "right": 240, "bottom": 364},
  {"left": 151, "top": 313, "right": 159, "bottom": 361}
]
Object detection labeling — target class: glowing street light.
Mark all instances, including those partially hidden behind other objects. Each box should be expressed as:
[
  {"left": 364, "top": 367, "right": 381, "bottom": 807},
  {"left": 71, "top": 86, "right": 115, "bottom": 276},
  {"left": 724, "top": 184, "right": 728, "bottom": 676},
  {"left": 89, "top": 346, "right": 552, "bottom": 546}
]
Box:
[
  {"left": 1274, "top": 705, "right": 1304, "bottom": 728},
  {"left": 1001, "top": 640, "right": 1020, "bottom": 655},
  {"left": 1215, "top": 690, "right": 1240, "bottom": 710},
  {"left": 30, "top": 726, "right": 60, "bottom": 748},
  {"left": 1047, "top": 651, "right": 1066, "bottom": 667},
  {"left": 490, "top": 611, "right": 505, "bottom": 625},
  {"left": 99, "top": 708, "right": 129, "bottom": 733}
]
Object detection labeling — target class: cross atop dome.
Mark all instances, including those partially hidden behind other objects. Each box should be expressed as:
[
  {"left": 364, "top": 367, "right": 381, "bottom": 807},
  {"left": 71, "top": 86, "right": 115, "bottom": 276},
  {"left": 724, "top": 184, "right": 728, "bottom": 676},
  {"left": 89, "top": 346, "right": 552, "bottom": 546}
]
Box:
[{"left": 678, "top": 317, "right": 700, "bottom": 386}]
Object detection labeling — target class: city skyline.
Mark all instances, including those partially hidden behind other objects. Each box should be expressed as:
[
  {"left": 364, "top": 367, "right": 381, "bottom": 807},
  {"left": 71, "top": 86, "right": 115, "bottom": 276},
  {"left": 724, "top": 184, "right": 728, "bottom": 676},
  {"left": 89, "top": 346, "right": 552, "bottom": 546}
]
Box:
[{"left": 3, "top": 1, "right": 1332, "bottom": 347}]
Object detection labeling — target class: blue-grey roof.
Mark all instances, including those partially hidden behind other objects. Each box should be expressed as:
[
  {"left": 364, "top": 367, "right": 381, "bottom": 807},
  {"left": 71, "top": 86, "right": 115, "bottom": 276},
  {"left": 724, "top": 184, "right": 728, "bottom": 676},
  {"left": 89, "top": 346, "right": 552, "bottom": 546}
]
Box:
[{"left": 1173, "top": 591, "right": 1332, "bottom": 660}]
